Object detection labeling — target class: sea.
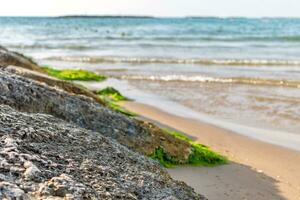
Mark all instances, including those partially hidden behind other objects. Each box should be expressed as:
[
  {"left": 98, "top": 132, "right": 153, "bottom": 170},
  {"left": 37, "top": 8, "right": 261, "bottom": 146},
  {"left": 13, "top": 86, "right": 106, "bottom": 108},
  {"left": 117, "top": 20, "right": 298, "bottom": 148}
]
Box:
[{"left": 1, "top": 16, "right": 300, "bottom": 150}]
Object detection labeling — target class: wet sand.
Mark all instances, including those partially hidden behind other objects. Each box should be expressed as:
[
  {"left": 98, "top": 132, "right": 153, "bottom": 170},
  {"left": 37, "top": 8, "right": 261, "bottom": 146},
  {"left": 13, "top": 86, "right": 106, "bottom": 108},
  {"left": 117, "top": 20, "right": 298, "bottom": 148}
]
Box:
[{"left": 122, "top": 101, "right": 300, "bottom": 200}]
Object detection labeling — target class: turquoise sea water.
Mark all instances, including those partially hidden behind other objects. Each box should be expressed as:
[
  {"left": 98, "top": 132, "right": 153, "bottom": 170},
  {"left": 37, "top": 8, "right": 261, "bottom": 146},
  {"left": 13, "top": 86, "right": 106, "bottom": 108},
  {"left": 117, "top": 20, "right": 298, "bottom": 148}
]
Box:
[
  {"left": 2, "top": 17, "right": 300, "bottom": 62},
  {"left": 1, "top": 17, "right": 300, "bottom": 148}
]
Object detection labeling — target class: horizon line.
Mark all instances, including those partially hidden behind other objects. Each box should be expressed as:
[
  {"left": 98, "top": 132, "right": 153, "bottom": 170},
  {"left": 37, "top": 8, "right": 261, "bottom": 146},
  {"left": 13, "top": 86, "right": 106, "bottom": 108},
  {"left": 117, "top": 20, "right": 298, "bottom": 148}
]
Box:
[{"left": 1, "top": 15, "right": 300, "bottom": 19}]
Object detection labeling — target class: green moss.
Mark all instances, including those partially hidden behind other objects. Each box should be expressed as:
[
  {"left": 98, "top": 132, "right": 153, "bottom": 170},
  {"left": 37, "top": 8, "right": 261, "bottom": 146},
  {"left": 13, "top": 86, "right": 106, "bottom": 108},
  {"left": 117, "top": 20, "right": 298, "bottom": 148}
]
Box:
[
  {"left": 96, "top": 87, "right": 135, "bottom": 117},
  {"left": 107, "top": 101, "right": 137, "bottom": 117},
  {"left": 43, "top": 67, "right": 106, "bottom": 81},
  {"left": 188, "top": 143, "right": 227, "bottom": 166},
  {"left": 97, "top": 87, "right": 128, "bottom": 101},
  {"left": 163, "top": 129, "right": 194, "bottom": 143},
  {"left": 151, "top": 129, "right": 227, "bottom": 168},
  {"left": 150, "top": 147, "right": 178, "bottom": 168}
]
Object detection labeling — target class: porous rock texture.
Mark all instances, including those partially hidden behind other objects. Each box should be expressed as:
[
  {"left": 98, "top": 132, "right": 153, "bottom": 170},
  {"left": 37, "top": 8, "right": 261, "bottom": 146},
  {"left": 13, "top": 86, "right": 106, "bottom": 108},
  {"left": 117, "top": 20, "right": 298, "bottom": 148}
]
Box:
[
  {"left": 0, "top": 70, "right": 191, "bottom": 164},
  {"left": 3, "top": 65, "right": 105, "bottom": 105},
  {"left": 0, "top": 104, "right": 205, "bottom": 199},
  {"left": 0, "top": 47, "right": 205, "bottom": 199}
]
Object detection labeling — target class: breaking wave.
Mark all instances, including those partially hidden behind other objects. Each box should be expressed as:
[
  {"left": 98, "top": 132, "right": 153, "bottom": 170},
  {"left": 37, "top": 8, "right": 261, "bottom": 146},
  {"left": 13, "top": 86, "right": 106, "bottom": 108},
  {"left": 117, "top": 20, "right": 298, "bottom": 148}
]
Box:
[
  {"left": 120, "top": 74, "right": 300, "bottom": 88},
  {"left": 45, "top": 56, "right": 300, "bottom": 66}
]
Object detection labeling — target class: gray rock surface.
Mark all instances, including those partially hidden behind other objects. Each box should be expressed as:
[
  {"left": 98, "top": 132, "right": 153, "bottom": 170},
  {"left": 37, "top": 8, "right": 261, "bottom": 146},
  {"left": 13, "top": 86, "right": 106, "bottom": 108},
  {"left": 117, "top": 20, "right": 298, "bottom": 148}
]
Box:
[
  {"left": 0, "top": 69, "right": 148, "bottom": 144},
  {"left": 4, "top": 65, "right": 105, "bottom": 105},
  {"left": 0, "top": 46, "right": 42, "bottom": 72},
  {"left": 0, "top": 47, "right": 206, "bottom": 199},
  {"left": 0, "top": 104, "right": 205, "bottom": 199},
  {"left": 0, "top": 70, "right": 191, "bottom": 162}
]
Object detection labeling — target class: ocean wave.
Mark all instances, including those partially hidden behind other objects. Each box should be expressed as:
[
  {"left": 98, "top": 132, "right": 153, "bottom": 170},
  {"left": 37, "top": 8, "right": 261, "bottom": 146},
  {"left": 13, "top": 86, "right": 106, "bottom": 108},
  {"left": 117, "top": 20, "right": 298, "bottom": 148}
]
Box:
[
  {"left": 120, "top": 75, "right": 300, "bottom": 88},
  {"left": 196, "top": 36, "right": 300, "bottom": 42},
  {"left": 49, "top": 35, "right": 300, "bottom": 42},
  {"left": 7, "top": 44, "right": 95, "bottom": 50},
  {"left": 46, "top": 35, "right": 300, "bottom": 42},
  {"left": 108, "top": 35, "right": 300, "bottom": 42},
  {"left": 8, "top": 34, "right": 300, "bottom": 44},
  {"left": 7, "top": 42, "right": 248, "bottom": 51},
  {"left": 46, "top": 56, "right": 300, "bottom": 66}
]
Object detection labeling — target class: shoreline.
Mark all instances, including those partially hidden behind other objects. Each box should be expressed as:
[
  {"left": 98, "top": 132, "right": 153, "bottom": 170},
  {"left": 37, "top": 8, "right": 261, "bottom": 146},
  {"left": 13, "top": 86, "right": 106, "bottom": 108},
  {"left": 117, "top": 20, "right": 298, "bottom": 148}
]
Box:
[
  {"left": 122, "top": 101, "right": 300, "bottom": 200},
  {"left": 78, "top": 78, "right": 300, "bottom": 152}
]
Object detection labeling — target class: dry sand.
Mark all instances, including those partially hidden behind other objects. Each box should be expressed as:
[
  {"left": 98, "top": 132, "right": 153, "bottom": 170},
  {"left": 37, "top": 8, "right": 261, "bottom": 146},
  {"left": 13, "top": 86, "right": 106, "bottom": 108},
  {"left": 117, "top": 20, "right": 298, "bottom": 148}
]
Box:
[{"left": 122, "top": 101, "right": 300, "bottom": 200}]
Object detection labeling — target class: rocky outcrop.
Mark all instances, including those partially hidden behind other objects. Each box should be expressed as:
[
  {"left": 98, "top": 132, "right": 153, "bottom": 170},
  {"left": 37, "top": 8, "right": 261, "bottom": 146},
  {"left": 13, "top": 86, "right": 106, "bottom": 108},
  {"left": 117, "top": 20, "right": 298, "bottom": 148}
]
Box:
[
  {"left": 0, "top": 46, "right": 42, "bottom": 72},
  {"left": 0, "top": 47, "right": 206, "bottom": 199},
  {"left": 0, "top": 48, "right": 191, "bottom": 164},
  {"left": 4, "top": 65, "right": 105, "bottom": 105},
  {"left": 0, "top": 104, "right": 204, "bottom": 199},
  {"left": 0, "top": 70, "right": 192, "bottom": 163}
]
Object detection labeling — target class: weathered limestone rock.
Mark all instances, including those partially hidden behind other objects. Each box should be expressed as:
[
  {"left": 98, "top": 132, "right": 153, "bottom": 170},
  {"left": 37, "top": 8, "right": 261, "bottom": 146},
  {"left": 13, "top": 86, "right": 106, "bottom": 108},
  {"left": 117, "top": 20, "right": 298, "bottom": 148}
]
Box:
[
  {"left": 0, "top": 70, "right": 191, "bottom": 163},
  {"left": 0, "top": 47, "right": 105, "bottom": 105},
  {"left": 0, "top": 104, "right": 204, "bottom": 199},
  {"left": 0, "top": 46, "right": 42, "bottom": 72},
  {"left": 0, "top": 47, "right": 207, "bottom": 199},
  {"left": 4, "top": 65, "right": 105, "bottom": 105},
  {"left": 0, "top": 182, "right": 26, "bottom": 199},
  {"left": 23, "top": 161, "right": 41, "bottom": 180}
]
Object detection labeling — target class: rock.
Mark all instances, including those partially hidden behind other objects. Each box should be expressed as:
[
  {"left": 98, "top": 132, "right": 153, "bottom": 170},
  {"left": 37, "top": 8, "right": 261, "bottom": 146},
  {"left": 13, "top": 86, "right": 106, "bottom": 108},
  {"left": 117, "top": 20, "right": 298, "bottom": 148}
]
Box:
[
  {"left": 0, "top": 182, "right": 26, "bottom": 200},
  {"left": 0, "top": 47, "right": 208, "bottom": 199},
  {"left": 4, "top": 65, "right": 105, "bottom": 105},
  {"left": 23, "top": 161, "right": 41, "bottom": 180},
  {"left": 0, "top": 46, "right": 42, "bottom": 72},
  {"left": 0, "top": 69, "right": 191, "bottom": 163},
  {"left": 37, "top": 174, "right": 87, "bottom": 199},
  {"left": 0, "top": 104, "right": 205, "bottom": 199}
]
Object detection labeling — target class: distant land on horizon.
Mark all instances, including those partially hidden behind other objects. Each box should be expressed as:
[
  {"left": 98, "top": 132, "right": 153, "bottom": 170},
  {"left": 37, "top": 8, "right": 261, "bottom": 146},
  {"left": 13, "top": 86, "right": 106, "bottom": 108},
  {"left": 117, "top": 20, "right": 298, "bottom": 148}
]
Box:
[
  {"left": 1, "top": 15, "right": 300, "bottom": 19},
  {"left": 57, "top": 15, "right": 155, "bottom": 19},
  {"left": 54, "top": 15, "right": 300, "bottom": 19}
]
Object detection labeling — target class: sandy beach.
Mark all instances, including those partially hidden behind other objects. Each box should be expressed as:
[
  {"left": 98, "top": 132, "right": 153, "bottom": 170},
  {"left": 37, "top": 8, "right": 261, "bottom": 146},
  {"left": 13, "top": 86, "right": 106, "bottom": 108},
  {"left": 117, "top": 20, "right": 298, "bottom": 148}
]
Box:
[{"left": 122, "top": 101, "right": 300, "bottom": 200}]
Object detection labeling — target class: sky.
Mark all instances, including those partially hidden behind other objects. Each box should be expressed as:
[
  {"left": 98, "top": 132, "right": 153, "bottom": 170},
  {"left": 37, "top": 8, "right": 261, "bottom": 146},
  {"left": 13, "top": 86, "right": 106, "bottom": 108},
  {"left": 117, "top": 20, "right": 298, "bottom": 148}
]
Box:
[{"left": 0, "top": 0, "right": 299, "bottom": 17}]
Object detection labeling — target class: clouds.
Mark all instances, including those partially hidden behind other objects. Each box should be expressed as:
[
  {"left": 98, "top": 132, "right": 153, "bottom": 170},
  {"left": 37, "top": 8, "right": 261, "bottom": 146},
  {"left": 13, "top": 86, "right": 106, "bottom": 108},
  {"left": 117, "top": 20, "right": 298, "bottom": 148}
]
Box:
[{"left": 0, "top": 0, "right": 299, "bottom": 17}]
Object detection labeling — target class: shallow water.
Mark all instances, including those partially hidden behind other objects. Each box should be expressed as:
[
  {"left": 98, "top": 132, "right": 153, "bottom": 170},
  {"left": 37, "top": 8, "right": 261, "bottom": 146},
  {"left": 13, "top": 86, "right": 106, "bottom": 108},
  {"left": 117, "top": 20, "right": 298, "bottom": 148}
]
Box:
[{"left": 1, "top": 16, "right": 300, "bottom": 141}]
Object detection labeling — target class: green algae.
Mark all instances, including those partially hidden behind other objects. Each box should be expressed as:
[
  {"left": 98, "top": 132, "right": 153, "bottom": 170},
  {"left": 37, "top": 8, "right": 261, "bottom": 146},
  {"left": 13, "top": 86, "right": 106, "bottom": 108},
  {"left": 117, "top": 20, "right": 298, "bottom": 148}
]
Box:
[
  {"left": 107, "top": 101, "right": 137, "bottom": 117},
  {"left": 43, "top": 67, "right": 106, "bottom": 81},
  {"left": 96, "top": 87, "right": 136, "bottom": 117},
  {"left": 150, "top": 147, "right": 178, "bottom": 168},
  {"left": 151, "top": 129, "right": 227, "bottom": 168},
  {"left": 96, "top": 87, "right": 128, "bottom": 101}
]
